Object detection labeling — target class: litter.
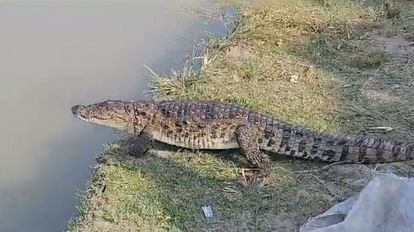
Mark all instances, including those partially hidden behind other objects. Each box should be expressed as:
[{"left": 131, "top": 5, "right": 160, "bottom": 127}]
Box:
[
  {"left": 202, "top": 205, "right": 214, "bottom": 218},
  {"left": 301, "top": 174, "right": 414, "bottom": 232}
]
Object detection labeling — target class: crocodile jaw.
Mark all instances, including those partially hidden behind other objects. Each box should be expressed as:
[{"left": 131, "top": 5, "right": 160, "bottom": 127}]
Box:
[{"left": 71, "top": 101, "right": 132, "bottom": 131}]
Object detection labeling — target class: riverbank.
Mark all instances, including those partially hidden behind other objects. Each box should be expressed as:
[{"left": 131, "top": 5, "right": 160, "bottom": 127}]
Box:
[{"left": 68, "top": 1, "right": 414, "bottom": 231}]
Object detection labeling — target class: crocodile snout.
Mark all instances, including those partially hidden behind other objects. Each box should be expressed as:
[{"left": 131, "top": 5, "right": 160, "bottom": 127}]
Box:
[{"left": 71, "top": 105, "right": 85, "bottom": 116}]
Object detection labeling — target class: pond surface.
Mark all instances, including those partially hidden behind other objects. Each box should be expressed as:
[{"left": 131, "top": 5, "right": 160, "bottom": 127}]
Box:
[{"left": 0, "top": 1, "right": 228, "bottom": 231}]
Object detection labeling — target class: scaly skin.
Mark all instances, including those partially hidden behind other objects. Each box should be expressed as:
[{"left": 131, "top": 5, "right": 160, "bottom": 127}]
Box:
[{"left": 72, "top": 100, "right": 414, "bottom": 174}]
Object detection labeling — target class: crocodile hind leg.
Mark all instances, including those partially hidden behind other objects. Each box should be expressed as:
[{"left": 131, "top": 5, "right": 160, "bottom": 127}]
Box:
[
  {"left": 124, "top": 129, "right": 154, "bottom": 157},
  {"left": 235, "top": 124, "right": 271, "bottom": 179}
]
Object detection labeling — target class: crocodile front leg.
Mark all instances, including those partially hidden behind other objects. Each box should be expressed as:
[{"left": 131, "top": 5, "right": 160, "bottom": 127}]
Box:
[
  {"left": 235, "top": 124, "right": 271, "bottom": 176},
  {"left": 124, "top": 129, "right": 154, "bottom": 157}
]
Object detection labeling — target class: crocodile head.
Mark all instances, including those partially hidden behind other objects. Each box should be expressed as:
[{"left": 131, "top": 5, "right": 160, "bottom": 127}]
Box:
[
  {"left": 72, "top": 100, "right": 158, "bottom": 134},
  {"left": 71, "top": 100, "right": 138, "bottom": 132}
]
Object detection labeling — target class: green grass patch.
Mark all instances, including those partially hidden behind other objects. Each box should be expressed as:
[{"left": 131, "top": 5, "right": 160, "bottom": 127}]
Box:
[
  {"left": 351, "top": 49, "right": 389, "bottom": 69},
  {"left": 69, "top": 146, "right": 336, "bottom": 231}
]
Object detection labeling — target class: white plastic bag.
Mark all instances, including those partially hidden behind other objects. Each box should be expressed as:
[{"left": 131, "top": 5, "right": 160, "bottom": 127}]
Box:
[{"left": 301, "top": 174, "right": 414, "bottom": 232}]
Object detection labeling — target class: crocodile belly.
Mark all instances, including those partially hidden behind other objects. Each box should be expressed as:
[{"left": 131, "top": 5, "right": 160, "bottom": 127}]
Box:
[{"left": 152, "top": 131, "right": 239, "bottom": 150}]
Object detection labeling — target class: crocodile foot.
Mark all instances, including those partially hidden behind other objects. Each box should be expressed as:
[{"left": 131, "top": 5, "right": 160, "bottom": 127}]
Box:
[
  {"left": 122, "top": 132, "right": 154, "bottom": 157},
  {"left": 240, "top": 167, "right": 271, "bottom": 187},
  {"left": 235, "top": 124, "right": 272, "bottom": 173}
]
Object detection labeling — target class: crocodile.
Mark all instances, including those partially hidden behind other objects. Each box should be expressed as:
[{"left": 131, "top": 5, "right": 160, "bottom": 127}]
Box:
[{"left": 71, "top": 100, "right": 414, "bottom": 175}]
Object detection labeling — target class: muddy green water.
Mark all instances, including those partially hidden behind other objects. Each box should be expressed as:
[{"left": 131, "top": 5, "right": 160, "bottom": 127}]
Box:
[{"left": 0, "top": 1, "right": 229, "bottom": 231}]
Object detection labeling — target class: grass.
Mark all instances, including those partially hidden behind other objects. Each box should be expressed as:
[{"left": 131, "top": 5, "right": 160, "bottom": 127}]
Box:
[
  {"left": 68, "top": 0, "right": 414, "bottom": 231},
  {"left": 351, "top": 49, "right": 389, "bottom": 69}
]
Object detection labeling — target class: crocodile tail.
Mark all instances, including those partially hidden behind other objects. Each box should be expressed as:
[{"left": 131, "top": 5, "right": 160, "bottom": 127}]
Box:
[
  {"left": 335, "top": 136, "right": 414, "bottom": 163},
  {"left": 262, "top": 122, "right": 414, "bottom": 163},
  {"left": 297, "top": 133, "right": 414, "bottom": 163}
]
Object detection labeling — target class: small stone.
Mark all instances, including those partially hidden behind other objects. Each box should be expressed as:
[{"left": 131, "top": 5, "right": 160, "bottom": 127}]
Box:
[
  {"left": 392, "top": 84, "right": 400, "bottom": 89},
  {"left": 289, "top": 74, "right": 299, "bottom": 83},
  {"left": 276, "top": 40, "right": 283, "bottom": 46}
]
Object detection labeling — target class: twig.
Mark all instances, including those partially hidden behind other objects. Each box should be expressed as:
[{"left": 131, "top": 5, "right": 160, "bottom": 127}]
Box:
[
  {"left": 144, "top": 65, "right": 159, "bottom": 77},
  {"left": 227, "top": 19, "right": 240, "bottom": 39},
  {"left": 107, "top": 150, "right": 123, "bottom": 156},
  {"left": 366, "top": 126, "right": 393, "bottom": 133},
  {"left": 294, "top": 160, "right": 352, "bottom": 174},
  {"left": 308, "top": 173, "right": 341, "bottom": 199}
]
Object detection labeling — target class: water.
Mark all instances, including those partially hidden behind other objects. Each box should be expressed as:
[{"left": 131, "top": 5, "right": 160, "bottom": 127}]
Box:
[{"left": 0, "top": 1, "right": 228, "bottom": 231}]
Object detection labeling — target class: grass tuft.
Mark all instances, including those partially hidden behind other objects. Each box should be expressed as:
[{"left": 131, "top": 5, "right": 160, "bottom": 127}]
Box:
[
  {"left": 351, "top": 49, "right": 389, "bottom": 69},
  {"left": 380, "top": 1, "right": 402, "bottom": 19}
]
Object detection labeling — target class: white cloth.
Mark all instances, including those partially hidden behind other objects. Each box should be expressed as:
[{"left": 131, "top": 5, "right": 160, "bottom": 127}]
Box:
[{"left": 301, "top": 174, "right": 414, "bottom": 232}]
